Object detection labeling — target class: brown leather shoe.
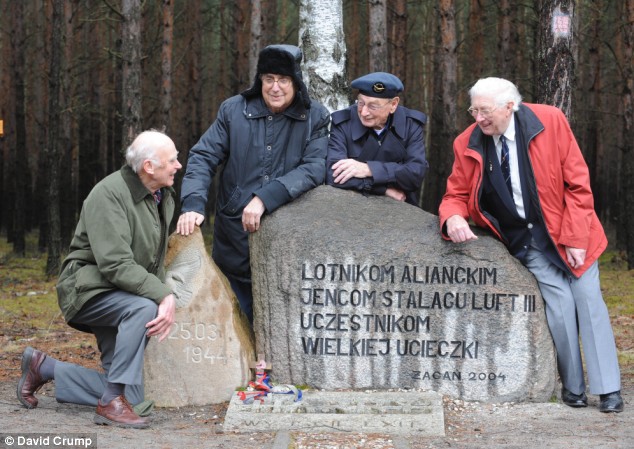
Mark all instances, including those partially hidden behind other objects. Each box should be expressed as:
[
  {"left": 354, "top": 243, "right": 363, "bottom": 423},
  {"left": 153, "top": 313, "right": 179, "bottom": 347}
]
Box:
[
  {"left": 94, "top": 395, "right": 150, "bottom": 429},
  {"left": 17, "top": 346, "right": 51, "bottom": 409}
]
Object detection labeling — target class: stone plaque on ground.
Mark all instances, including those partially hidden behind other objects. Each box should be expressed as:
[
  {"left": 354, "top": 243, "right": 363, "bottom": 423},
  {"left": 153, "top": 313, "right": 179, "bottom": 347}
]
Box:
[
  {"left": 223, "top": 390, "right": 445, "bottom": 436},
  {"left": 250, "top": 186, "right": 556, "bottom": 403},
  {"left": 144, "top": 228, "right": 255, "bottom": 406}
]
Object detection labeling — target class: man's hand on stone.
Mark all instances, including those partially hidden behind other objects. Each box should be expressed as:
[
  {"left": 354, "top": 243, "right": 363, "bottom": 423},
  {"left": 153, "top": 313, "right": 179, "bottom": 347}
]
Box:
[
  {"left": 565, "top": 246, "right": 586, "bottom": 269},
  {"left": 385, "top": 187, "right": 406, "bottom": 202},
  {"left": 242, "top": 196, "right": 265, "bottom": 233},
  {"left": 331, "top": 159, "right": 372, "bottom": 184},
  {"left": 446, "top": 215, "right": 478, "bottom": 243},
  {"left": 176, "top": 211, "right": 204, "bottom": 236},
  {"left": 146, "top": 293, "right": 176, "bottom": 342}
]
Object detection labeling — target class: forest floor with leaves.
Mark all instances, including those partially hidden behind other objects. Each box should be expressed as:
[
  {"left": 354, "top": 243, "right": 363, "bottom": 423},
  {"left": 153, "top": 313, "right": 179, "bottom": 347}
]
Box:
[{"left": 0, "top": 234, "right": 633, "bottom": 448}]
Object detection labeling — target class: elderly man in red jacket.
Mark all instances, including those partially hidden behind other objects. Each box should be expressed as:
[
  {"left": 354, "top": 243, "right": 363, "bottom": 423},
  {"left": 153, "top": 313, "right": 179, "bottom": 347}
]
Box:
[{"left": 439, "top": 77, "right": 623, "bottom": 413}]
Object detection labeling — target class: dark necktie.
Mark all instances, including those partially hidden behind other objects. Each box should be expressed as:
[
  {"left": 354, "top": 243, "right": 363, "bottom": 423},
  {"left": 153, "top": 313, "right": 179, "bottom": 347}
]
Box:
[
  {"left": 153, "top": 189, "right": 162, "bottom": 205},
  {"left": 500, "top": 135, "right": 513, "bottom": 196}
]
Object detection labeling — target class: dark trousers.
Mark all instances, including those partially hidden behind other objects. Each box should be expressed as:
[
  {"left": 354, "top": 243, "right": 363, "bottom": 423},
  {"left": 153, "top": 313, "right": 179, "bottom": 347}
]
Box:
[{"left": 226, "top": 275, "right": 254, "bottom": 325}]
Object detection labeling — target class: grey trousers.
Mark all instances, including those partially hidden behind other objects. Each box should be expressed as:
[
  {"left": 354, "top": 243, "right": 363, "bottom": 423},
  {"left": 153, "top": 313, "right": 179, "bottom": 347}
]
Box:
[
  {"left": 54, "top": 290, "right": 158, "bottom": 406},
  {"left": 524, "top": 246, "right": 621, "bottom": 395}
]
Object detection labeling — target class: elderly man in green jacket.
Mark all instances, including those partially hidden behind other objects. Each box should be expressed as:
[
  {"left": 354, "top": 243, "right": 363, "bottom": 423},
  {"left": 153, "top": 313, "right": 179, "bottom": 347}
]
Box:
[{"left": 17, "top": 130, "right": 181, "bottom": 429}]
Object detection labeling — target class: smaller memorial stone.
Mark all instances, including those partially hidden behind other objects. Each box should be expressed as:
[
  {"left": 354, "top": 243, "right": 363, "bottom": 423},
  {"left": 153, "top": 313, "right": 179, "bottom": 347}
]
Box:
[
  {"left": 223, "top": 390, "right": 445, "bottom": 436},
  {"left": 144, "top": 228, "right": 255, "bottom": 406}
]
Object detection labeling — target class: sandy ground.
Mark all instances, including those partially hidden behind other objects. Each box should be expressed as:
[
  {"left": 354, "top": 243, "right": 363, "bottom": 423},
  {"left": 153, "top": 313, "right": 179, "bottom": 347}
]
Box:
[{"left": 0, "top": 379, "right": 631, "bottom": 449}]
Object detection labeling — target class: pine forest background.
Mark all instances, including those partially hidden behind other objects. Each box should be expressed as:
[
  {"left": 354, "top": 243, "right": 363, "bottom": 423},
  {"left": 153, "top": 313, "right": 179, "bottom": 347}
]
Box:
[{"left": 1, "top": 0, "right": 634, "bottom": 273}]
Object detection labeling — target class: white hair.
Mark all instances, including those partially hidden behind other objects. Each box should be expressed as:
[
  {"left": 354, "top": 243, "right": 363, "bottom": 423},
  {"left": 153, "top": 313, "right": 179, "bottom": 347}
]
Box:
[
  {"left": 125, "top": 129, "right": 168, "bottom": 173},
  {"left": 469, "top": 77, "right": 522, "bottom": 111}
]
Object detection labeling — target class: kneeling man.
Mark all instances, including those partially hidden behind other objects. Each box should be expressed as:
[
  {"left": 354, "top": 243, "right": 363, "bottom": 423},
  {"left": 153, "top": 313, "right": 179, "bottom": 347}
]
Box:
[{"left": 17, "top": 130, "right": 182, "bottom": 427}]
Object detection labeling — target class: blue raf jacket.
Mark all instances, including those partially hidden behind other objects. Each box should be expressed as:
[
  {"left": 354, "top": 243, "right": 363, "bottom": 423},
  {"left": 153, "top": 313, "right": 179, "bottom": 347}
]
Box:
[{"left": 326, "top": 104, "right": 428, "bottom": 205}]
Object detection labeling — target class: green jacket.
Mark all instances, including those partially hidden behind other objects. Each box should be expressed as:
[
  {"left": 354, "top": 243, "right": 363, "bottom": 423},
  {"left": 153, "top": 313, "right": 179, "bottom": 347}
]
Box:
[{"left": 57, "top": 165, "right": 175, "bottom": 329}]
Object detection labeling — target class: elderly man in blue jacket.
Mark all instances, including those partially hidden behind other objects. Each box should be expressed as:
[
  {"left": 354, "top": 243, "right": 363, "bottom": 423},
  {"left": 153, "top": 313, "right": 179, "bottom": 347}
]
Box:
[
  {"left": 177, "top": 44, "right": 330, "bottom": 324},
  {"left": 326, "top": 72, "right": 428, "bottom": 206}
]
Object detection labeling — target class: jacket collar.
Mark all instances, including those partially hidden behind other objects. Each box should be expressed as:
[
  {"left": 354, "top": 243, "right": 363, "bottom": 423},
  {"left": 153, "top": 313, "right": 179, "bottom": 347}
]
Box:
[
  {"left": 121, "top": 165, "right": 175, "bottom": 204},
  {"left": 349, "top": 105, "right": 407, "bottom": 141},
  {"left": 514, "top": 103, "right": 545, "bottom": 142},
  {"left": 243, "top": 95, "right": 308, "bottom": 121},
  {"left": 467, "top": 103, "right": 545, "bottom": 156}
]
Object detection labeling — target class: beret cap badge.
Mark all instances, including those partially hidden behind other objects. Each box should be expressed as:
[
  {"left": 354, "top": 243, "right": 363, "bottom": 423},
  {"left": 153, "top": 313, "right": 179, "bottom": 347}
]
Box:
[{"left": 372, "top": 82, "right": 386, "bottom": 93}]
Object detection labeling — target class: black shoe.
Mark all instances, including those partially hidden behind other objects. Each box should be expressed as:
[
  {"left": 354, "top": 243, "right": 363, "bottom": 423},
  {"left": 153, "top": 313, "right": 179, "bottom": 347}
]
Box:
[
  {"left": 599, "top": 391, "right": 624, "bottom": 413},
  {"left": 561, "top": 388, "right": 588, "bottom": 408}
]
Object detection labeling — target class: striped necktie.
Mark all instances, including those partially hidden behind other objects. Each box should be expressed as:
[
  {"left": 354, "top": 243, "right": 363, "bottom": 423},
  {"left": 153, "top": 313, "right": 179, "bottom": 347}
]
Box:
[{"left": 500, "top": 135, "right": 513, "bottom": 196}]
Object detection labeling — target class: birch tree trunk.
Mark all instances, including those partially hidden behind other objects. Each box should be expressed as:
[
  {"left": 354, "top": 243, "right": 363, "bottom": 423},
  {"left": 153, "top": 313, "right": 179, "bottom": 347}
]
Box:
[
  {"left": 299, "top": 0, "right": 348, "bottom": 113},
  {"left": 368, "top": 0, "right": 387, "bottom": 72},
  {"left": 536, "top": 0, "right": 577, "bottom": 118},
  {"left": 121, "top": 0, "right": 143, "bottom": 149},
  {"left": 161, "top": 0, "right": 174, "bottom": 132}
]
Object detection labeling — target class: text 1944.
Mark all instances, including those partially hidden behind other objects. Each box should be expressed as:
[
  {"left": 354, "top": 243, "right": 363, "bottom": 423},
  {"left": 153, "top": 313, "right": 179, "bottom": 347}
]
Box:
[{"left": 185, "top": 345, "right": 227, "bottom": 364}]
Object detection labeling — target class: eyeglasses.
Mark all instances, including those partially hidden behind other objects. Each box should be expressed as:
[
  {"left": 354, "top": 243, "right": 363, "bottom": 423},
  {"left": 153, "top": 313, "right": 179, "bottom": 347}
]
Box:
[
  {"left": 261, "top": 76, "right": 293, "bottom": 88},
  {"left": 357, "top": 99, "right": 393, "bottom": 112},
  {"left": 467, "top": 105, "right": 498, "bottom": 118}
]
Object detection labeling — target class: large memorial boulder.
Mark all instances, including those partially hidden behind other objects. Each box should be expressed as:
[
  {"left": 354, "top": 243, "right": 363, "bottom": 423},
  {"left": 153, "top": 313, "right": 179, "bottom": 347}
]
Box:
[
  {"left": 250, "top": 186, "right": 557, "bottom": 403},
  {"left": 144, "top": 228, "right": 255, "bottom": 406}
]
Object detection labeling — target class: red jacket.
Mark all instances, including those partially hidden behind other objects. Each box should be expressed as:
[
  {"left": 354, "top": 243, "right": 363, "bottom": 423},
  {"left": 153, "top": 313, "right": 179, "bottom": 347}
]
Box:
[{"left": 439, "top": 103, "right": 607, "bottom": 278}]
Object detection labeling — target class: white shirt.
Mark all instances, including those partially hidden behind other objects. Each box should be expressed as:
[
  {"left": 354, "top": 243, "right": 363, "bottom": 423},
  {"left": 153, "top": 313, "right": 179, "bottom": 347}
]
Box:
[{"left": 493, "top": 118, "right": 526, "bottom": 218}]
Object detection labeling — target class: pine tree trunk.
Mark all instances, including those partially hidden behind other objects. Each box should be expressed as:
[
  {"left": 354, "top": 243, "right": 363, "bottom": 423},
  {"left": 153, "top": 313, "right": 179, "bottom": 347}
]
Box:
[
  {"left": 467, "top": 0, "right": 485, "bottom": 78},
  {"left": 121, "top": 0, "right": 143, "bottom": 150},
  {"left": 621, "top": 0, "right": 634, "bottom": 268},
  {"left": 422, "top": 0, "right": 458, "bottom": 213},
  {"left": 581, "top": 2, "right": 603, "bottom": 218},
  {"left": 161, "top": 0, "right": 174, "bottom": 132},
  {"left": 45, "top": 0, "right": 64, "bottom": 276},
  {"left": 250, "top": 0, "right": 263, "bottom": 83},
  {"left": 536, "top": 0, "right": 577, "bottom": 118},
  {"left": 33, "top": 1, "right": 50, "bottom": 252},
  {"left": 388, "top": 0, "right": 407, "bottom": 81},
  {"left": 11, "top": 0, "right": 27, "bottom": 255},
  {"left": 234, "top": 0, "right": 250, "bottom": 92},
  {"left": 59, "top": 0, "right": 76, "bottom": 250},
  {"left": 497, "top": 0, "right": 515, "bottom": 78},
  {"left": 368, "top": 0, "right": 387, "bottom": 72}
]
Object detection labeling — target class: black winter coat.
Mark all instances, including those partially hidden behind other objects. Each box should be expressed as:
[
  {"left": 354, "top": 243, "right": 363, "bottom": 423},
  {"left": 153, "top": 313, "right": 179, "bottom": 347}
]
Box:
[{"left": 180, "top": 94, "right": 330, "bottom": 279}]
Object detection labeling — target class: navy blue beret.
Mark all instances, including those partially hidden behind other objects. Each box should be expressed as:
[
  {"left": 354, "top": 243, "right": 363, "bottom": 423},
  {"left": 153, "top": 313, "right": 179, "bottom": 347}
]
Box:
[{"left": 351, "top": 72, "right": 404, "bottom": 98}]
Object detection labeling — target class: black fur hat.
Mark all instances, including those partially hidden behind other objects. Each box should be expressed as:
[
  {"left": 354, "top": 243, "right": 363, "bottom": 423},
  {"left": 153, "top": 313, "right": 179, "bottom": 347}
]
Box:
[{"left": 241, "top": 44, "right": 311, "bottom": 109}]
